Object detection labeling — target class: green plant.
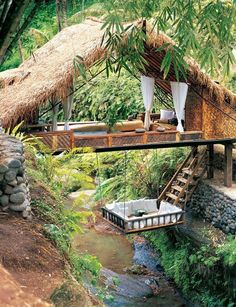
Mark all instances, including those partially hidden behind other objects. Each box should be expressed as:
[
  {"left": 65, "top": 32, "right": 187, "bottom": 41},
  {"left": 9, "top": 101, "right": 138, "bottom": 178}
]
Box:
[
  {"left": 144, "top": 230, "right": 236, "bottom": 306},
  {"left": 95, "top": 148, "right": 187, "bottom": 202},
  {"left": 73, "top": 69, "right": 146, "bottom": 123},
  {"left": 69, "top": 252, "right": 102, "bottom": 284},
  {"left": 4, "top": 121, "right": 37, "bottom": 147},
  {"left": 217, "top": 236, "right": 236, "bottom": 267},
  {"left": 101, "top": 0, "right": 235, "bottom": 81},
  {"left": 44, "top": 209, "right": 93, "bottom": 252}
]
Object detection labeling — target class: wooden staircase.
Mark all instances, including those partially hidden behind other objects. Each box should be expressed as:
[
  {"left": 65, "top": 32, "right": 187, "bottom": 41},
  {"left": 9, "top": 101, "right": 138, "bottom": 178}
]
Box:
[{"left": 158, "top": 147, "right": 208, "bottom": 209}]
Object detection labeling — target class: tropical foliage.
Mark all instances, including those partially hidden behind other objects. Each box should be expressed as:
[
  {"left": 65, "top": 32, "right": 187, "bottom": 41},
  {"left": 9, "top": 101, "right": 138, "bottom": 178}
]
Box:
[
  {"left": 73, "top": 70, "right": 144, "bottom": 123},
  {"left": 95, "top": 148, "right": 188, "bottom": 202},
  {"left": 25, "top": 141, "right": 101, "bottom": 283},
  {"left": 101, "top": 0, "right": 236, "bottom": 82},
  {"left": 144, "top": 230, "right": 236, "bottom": 306}
]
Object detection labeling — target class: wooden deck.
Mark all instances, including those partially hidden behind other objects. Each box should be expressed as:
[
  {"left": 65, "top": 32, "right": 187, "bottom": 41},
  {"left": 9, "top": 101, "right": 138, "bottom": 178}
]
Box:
[
  {"left": 29, "top": 130, "right": 203, "bottom": 151},
  {"left": 101, "top": 207, "right": 185, "bottom": 234}
]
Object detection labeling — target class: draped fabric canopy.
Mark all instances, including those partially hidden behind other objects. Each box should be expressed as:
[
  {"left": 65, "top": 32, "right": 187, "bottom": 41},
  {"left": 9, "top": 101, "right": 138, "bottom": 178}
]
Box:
[
  {"left": 141, "top": 75, "right": 155, "bottom": 131},
  {"left": 62, "top": 87, "right": 74, "bottom": 130},
  {"left": 170, "top": 82, "right": 188, "bottom": 132}
]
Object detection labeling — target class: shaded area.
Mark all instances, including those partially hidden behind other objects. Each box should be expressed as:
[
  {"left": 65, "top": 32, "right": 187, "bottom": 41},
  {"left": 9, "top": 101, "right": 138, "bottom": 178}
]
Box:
[{"left": 0, "top": 215, "right": 65, "bottom": 301}]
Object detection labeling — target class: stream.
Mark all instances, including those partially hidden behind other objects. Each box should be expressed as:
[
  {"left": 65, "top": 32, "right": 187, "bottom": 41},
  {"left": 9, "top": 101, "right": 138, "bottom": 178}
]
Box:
[{"left": 69, "top": 191, "right": 187, "bottom": 306}]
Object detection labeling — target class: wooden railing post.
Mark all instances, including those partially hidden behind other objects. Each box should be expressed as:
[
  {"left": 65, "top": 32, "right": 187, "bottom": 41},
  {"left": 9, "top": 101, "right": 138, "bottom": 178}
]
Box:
[
  {"left": 108, "top": 135, "right": 112, "bottom": 147},
  {"left": 143, "top": 133, "right": 147, "bottom": 144},
  {"left": 70, "top": 131, "right": 75, "bottom": 149}
]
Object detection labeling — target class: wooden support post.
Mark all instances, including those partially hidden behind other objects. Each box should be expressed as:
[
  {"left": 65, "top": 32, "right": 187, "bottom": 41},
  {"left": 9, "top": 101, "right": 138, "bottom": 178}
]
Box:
[
  {"left": 207, "top": 144, "right": 214, "bottom": 179},
  {"left": 70, "top": 132, "right": 75, "bottom": 149},
  {"left": 108, "top": 136, "right": 112, "bottom": 147},
  {"left": 143, "top": 133, "right": 147, "bottom": 144},
  {"left": 191, "top": 145, "right": 198, "bottom": 158},
  {"left": 224, "top": 144, "right": 233, "bottom": 187}
]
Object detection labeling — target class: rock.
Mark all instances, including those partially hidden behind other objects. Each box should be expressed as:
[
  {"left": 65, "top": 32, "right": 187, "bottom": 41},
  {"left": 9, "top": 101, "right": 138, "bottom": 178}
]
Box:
[
  {"left": 0, "top": 195, "right": 9, "bottom": 206},
  {"left": 5, "top": 170, "right": 17, "bottom": 182},
  {"left": 0, "top": 164, "right": 8, "bottom": 174},
  {"left": 12, "top": 184, "right": 27, "bottom": 194},
  {"left": 9, "top": 200, "right": 29, "bottom": 212},
  {"left": 10, "top": 192, "right": 25, "bottom": 204},
  {"left": 22, "top": 207, "right": 31, "bottom": 218},
  {"left": 101, "top": 268, "right": 154, "bottom": 298},
  {"left": 124, "top": 264, "right": 152, "bottom": 275},
  {"left": 8, "top": 179, "right": 18, "bottom": 187},
  {"left": 4, "top": 185, "right": 13, "bottom": 195},
  {"left": 1, "top": 205, "right": 9, "bottom": 212},
  {"left": 17, "top": 167, "right": 24, "bottom": 176},
  {"left": 6, "top": 158, "right": 21, "bottom": 168},
  {"left": 16, "top": 176, "right": 24, "bottom": 184}
]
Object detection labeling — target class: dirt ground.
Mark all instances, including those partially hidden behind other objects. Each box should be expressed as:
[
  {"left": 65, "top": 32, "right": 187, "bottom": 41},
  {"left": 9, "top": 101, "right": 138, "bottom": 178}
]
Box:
[{"left": 0, "top": 214, "right": 65, "bottom": 302}]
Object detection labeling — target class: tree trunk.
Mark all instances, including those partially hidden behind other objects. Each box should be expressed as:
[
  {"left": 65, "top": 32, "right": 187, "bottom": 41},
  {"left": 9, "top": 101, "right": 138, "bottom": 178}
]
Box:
[
  {"left": 0, "top": 0, "right": 31, "bottom": 64},
  {"left": 18, "top": 39, "right": 24, "bottom": 63},
  {"left": 0, "top": 2, "right": 38, "bottom": 65},
  {"left": 56, "top": 0, "right": 67, "bottom": 32},
  {"left": 0, "top": 0, "right": 13, "bottom": 31}
]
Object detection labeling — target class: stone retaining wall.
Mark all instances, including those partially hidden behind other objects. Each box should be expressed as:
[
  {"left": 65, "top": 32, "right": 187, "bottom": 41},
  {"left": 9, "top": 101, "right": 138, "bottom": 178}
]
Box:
[
  {"left": 0, "top": 132, "right": 31, "bottom": 218},
  {"left": 188, "top": 182, "right": 236, "bottom": 234}
]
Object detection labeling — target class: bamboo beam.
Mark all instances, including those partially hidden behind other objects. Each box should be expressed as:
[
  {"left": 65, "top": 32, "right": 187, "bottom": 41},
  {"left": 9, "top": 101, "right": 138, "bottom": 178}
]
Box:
[
  {"left": 95, "top": 138, "right": 236, "bottom": 153},
  {"left": 224, "top": 144, "right": 233, "bottom": 187}
]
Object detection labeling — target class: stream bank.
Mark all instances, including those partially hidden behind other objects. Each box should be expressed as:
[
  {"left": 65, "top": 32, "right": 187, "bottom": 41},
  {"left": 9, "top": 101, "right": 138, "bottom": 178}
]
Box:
[
  {"left": 74, "top": 228, "right": 186, "bottom": 306},
  {"left": 70, "top": 190, "right": 187, "bottom": 306}
]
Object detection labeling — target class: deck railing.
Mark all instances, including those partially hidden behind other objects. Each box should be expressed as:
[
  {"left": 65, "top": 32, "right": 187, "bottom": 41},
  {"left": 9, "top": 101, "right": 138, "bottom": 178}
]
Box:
[
  {"left": 28, "top": 130, "right": 202, "bottom": 151},
  {"left": 102, "top": 207, "right": 185, "bottom": 234}
]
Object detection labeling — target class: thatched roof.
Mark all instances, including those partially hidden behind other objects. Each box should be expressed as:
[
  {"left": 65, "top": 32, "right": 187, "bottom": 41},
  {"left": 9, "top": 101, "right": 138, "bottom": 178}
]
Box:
[
  {"left": 144, "top": 31, "right": 236, "bottom": 108},
  {"left": 0, "top": 18, "right": 235, "bottom": 128},
  {"left": 0, "top": 19, "right": 105, "bottom": 128}
]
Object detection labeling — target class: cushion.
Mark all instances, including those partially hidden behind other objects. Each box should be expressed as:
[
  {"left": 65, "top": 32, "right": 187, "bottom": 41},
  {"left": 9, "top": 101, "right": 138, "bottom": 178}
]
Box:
[
  {"left": 160, "top": 109, "right": 175, "bottom": 121},
  {"left": 70, "top": 120, "right": 144, "bottom": 133}
]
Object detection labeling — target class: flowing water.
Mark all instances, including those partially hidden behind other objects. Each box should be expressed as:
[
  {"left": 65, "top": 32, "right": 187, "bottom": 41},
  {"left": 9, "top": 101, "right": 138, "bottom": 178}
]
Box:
[{"left": 70, "top": 190, "right": 187, "bottom": 306}]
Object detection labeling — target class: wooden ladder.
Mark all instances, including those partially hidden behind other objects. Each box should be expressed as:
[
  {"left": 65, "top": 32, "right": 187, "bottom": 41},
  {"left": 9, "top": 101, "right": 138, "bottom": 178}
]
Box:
[{"left": 158, "top": 147, "right": 208, "bottom": 209}]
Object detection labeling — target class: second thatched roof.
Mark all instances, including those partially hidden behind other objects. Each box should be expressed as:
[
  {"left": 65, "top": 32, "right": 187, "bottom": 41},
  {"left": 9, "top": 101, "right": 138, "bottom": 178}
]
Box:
[
  {"left": 0, "top": 19, "right": 105, "bottom": 127},
  {"left": 0, "top": 18, "right": 235, "bottom": 128}
]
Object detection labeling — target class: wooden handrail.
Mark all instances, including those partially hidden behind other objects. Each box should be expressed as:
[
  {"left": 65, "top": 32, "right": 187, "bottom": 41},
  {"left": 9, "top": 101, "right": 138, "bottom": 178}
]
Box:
[
  {"left": 173, "top": 149, "right": 207, "bottom": 206},
  {"left": 158, "top": 149, "right": 193, "bottom": 202}
]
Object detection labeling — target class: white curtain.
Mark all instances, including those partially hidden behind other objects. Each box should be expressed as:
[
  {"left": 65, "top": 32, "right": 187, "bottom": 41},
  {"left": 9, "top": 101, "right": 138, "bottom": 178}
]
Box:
[
  {"left": 170, "top": 82, "right": 188, "bottom": 132},
  {"left": 62, "top": 87, "right": 74, "bottom": 131},
  {"left": 141, "top": 75, "right": 155, "bottom": 131}
]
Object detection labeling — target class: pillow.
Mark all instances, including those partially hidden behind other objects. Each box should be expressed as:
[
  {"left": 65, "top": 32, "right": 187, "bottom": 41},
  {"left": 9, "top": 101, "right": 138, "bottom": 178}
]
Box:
[{"left": 160, "top": 109, "right": 175, "bottom": 121}]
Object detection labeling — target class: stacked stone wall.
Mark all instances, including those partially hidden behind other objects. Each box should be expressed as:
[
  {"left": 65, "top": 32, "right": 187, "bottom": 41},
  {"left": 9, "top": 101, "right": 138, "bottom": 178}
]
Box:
[
  {"left": 188, "top": 182, "right": 236, "bottom": 234},
  {"left": 0, "top": 132, "right": 31, "bottom": 217}
]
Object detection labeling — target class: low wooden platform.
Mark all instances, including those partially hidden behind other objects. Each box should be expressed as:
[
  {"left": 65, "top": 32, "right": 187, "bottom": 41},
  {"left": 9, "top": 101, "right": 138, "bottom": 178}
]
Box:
[
  {"left": 101, "top": 207, "right": 185, "bottom": 234},
  {"left": 29, "top": 130, "right": 203, "bottom": 151}
]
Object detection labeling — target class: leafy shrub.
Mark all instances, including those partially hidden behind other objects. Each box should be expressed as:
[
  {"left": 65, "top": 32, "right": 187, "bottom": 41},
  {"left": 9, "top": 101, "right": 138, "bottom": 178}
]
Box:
[
  {"left": 144, "top": 230, "right": 236, "bottom": 306},
  {"left": 96, "top": 148, "right": 188, "bottom": 202},
  {"left": 73, "top": 70, "right": 145, "bottom": 125}
]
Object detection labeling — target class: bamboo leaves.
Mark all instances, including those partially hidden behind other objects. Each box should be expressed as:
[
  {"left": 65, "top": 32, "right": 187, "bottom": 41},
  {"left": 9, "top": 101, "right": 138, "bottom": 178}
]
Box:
[{"left": 101, "top": 0, "right": 236, "bottom": 80}]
